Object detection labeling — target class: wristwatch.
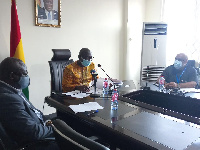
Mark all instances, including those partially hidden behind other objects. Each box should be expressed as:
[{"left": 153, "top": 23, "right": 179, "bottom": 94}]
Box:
[{"left": 177, "top": 83, "right": 180, "bottom": 89}]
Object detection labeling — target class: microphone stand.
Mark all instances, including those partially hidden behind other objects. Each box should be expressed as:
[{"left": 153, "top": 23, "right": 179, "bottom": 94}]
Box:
[
  {"left": 90, "top": 73, "right": 100, "bottom": 98},
  {"left": 99, "top": 68, "right": 114, "bottom": 83},
  {"left": 98, "top": 64, "right": 117, "bottom": 93}
]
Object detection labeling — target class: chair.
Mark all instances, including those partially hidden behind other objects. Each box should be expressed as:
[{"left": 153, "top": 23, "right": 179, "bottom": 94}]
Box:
[
  {"left": 49, "top": 49, "right": 73, "bottom": 94},
  {"left": 51, "top": 119, "right": 110, "bottom": 150},
  {"left": 0, "top": 122, "right": 17, "bottom": 150},
  {"left": 187, "top": 60, "right": 200, "bottom": 88},
  {"left": 0, "top": 121, "right": 56, "bottom": 150},
  {"left": 118, "top": 80, "right": 136, "bottom": 92},
  {"left": 187, "top": 60, "right": 196, "bottom": 68},
  {"left": 141, "top": 65, "right": 165, "bottom": 88}
]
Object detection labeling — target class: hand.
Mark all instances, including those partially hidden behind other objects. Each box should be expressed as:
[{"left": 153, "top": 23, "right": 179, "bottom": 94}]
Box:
[
  {"left": 45, "top": 120, "right": 52, "bottom": 126},
  {"left": 165, "top": 82, "right": 178, "bottom": 89},
  {"left": 75, "top": 85, "right": 90, "bottom": 92}
]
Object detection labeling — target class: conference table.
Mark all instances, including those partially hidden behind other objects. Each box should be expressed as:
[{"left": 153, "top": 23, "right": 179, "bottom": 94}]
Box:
[{"left": 45, "top": 85, "right": 200, "bottom": 150}]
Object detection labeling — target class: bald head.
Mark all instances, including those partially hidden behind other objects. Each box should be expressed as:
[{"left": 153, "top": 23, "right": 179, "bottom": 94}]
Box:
[
  {"left": 77, "top": 48, "right": 93, "bottom": 67},
  {"left": 176, "top": 53, "right": 188, "bottom": 61},
  {"left": 78, "top": 48, "right": 92, "bottom": 60}
]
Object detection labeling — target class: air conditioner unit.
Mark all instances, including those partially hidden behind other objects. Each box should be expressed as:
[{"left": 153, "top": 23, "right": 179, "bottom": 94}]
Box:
[{"left": 140, "top": 22, "right": 167, "bottom": 86}]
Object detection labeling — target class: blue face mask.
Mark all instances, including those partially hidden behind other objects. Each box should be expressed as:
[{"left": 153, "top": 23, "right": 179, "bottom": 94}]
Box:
[
  {"left": 18, "top": 75, "right": 30, "bottom": 89},
  {"left": 81, "top": 59, "right": 91, "bottom": 67},
  {"left": 174, "top": 60, "right": 182, "bottom": 70}
]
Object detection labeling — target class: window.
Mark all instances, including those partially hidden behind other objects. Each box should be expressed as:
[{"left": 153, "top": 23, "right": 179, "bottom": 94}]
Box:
[{"left": 163, "top": 0, "right": 200, "bottom": 65}]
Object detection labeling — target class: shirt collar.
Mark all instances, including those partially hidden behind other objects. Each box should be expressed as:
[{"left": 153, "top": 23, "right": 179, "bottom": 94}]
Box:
[{"left": 0, "top": 80, "right": 22, "bottom": 93}]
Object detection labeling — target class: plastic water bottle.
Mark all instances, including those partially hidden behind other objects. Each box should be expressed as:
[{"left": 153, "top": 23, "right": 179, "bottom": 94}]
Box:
[
  {"left": 159, "top": 76, "right": 165, "bottom": 92},
  {"left": 111, "top": 89, "right": 118, "bottom": 110},
  {"left": 103, "top": 78, "right": 109, "bottom": 94}
]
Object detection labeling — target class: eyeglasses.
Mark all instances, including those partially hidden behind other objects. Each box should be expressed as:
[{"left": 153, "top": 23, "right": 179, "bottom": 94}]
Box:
[
  {"left": 11, "top": 71, "right": 28, "bottom": 77},
  {"left": 81, "top": 56, "right": 93, "bottom": 61}
]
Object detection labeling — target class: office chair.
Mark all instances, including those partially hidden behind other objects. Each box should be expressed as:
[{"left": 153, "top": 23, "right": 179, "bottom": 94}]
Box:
[
  {"left": 187, "top": 60, "right": 200, "bottom": 88},
  {"left": 118, "top": 80, "right": 136, "bottom": 92},
  {"left": 0, "top": 121, "right": 56, "bottom": 150},
  {"left": 51, "top": 119, "right": 110, "bottom": 150},
  {"left": 187, "top": 60, "right": 199, "bottom": 75},
  {"left": 49, "top": 49, "right": 73, "bottom": 94},
  {"left": 187, "top": 60, "right": 195, "bottom": 68},
  {"left": 141, "top": 65, "right": 165, "bottom": 89}
]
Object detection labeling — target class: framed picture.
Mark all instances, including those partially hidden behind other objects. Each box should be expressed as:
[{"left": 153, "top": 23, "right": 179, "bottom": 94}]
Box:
[{"left": 35, "top": 0, "right": 61, "bottom": 27}]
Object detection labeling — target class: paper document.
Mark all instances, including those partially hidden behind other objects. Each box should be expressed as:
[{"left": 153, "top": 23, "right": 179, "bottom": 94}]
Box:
[
  {"left": 63, "top": 88, "right": 103, "bottom": 98},
  {"left": 63, "top": 90, "right": 90, "bottom": 98},
  {"left": 69, "top": 102, "right": 104, "bottom": 113},
  {"left": 87, "top": 88, "right": 102, "bottom": 94}
]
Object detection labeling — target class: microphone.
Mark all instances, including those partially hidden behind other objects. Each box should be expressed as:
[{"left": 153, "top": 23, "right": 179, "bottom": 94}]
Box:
[
  {"left": 98, "top": 64, "right": 123, "bottom": 91},
  {"left": 90, "top": 69, "right": 98, "bottom": 74},
  {"left": 90, "top": 69, "right": 98, "bottom": 78},
  {"left": 90, "top": 69, "right": 100, "bottom": 98},
  {"left": 97, "top": 64, "right": 113, "bottom": 82}
]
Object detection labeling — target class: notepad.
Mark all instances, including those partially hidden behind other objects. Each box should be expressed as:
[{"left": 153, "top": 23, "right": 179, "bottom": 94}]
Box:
[{"left": 69, "top": 102, "right": 104, "bottom": 113}]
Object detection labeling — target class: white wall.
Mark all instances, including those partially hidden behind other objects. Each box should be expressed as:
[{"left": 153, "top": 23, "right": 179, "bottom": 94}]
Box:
[
  {"left": 0, "top": 0, "right": 125, "bottom": 114},
  {"left": 125, "top": 0, "right": 146, "bottom": 89},
  {"left": 124, "top": 0, "right": 163, "bottom": 89},
  {"left": 145, "top": 0, "right": 163, "bottom": 22},
  {"left": 0, "top": 0, "right": 162, "bottom": 114}
]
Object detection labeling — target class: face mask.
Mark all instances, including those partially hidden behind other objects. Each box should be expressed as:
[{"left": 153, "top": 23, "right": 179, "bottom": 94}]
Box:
[
  {"left": 18, "top": 75, "right": 30, "bottom": 89},
  {"left": 174, "top": 60, "right": 182, "bottom": 70},
  {"left": 81, "top": 59, "right": 91, "bottom": 67}
]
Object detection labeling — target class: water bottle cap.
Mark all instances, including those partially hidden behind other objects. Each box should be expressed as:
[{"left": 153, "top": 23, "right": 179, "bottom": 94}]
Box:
[{"left": 105, "top": 78, "right": 107, "bottom": 80}]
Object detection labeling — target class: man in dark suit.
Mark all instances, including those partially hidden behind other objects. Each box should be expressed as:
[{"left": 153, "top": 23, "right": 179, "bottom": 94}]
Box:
[
  {"left": 0, "top": 57, "right": 59, "bottom": 149},
  {"left": 38, "top": 0, "right": 58, "bottom": 20}
]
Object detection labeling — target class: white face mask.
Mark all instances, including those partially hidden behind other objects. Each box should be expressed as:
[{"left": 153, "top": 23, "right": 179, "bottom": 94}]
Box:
[
  {"left": 174, "top": 60, "right": 182, "bottom": 70},
  {"left": 17, "top": 75, "right": 30, "bottom": 89}
]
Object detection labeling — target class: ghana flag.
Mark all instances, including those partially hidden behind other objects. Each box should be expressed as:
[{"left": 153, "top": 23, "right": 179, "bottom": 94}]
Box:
[{"left": 10, "top": 0, "right": 29, "bottom": 100}]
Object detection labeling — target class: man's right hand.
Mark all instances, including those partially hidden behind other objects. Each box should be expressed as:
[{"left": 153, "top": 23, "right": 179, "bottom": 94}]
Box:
[
  {"left": 75, "top": 85, "right": 90, "bottom": 92},
  {"left": 165, "top": 82, "right": 178, "bottom": 89}
]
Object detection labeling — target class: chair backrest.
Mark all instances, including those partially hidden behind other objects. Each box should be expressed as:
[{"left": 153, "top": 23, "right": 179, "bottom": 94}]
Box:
[
  {"left": 187, "top": 60, "right": 195, "bottom": 68},
  {"left": 0, "top": 121, "right": 57, "bottom": 150},
  {"left": 51, "top": 119, "right": 110, "bottom": 150},
  {"left": 118, "top": 80, "right": 136, "bottom": 92},
  {"left": 49, "top": 49, "right": 73, "bottom": 94}
]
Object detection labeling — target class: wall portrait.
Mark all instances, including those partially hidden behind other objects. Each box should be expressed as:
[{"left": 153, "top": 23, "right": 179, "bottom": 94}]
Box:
[{"left": 35, "top": 0, "right": 61, "bottom": 27}]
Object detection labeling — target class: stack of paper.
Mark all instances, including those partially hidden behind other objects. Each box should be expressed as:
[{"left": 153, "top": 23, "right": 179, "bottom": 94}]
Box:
[
  {"left": 69, "top": 102, "right": 104, "bottom": 113},
  {"left": 63, "top": 90, "right": 90, "bottom": 98}
]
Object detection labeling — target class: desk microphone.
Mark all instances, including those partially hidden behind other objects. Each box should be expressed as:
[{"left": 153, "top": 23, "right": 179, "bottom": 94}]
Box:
[
  {"left": 97, "top": 64, "right": 114, "bottom": 82},
  {"left": 90, "top": 69, "right": 97, "bottom": 75},
  {"left": 90, "top": 69, "right": 100, "bottom": 98},
  {"left": 98, "top": 64, "right": 121, "bottom": 92}
]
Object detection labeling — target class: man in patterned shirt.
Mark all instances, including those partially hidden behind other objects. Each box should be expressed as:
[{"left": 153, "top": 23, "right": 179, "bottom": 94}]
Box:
[{"left": 62, "top": 48, "right": 97, "bottom": 92}]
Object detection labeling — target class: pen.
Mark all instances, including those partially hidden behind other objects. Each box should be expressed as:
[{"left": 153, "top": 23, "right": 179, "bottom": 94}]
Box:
[{"left": 87, "top": 110, "right": 99, "bottom": 116}]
